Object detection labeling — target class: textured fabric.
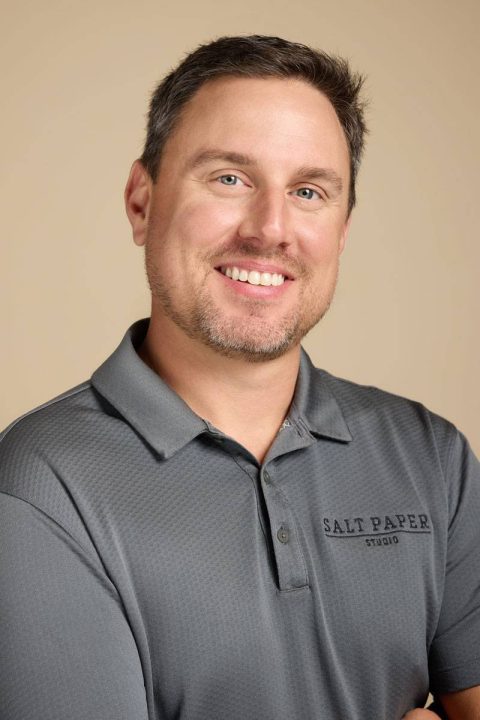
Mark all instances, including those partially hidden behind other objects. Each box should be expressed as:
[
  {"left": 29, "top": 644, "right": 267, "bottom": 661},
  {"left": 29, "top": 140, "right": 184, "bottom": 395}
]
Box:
[{"left": 1, "top": 318, "right": 479, "bottom": 720}]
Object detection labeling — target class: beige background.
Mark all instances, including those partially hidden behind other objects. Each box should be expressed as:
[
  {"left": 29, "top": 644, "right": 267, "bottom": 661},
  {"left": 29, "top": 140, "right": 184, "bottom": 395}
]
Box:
[{"left": 1, "top": 0, "right": 479, "bottom": 456}]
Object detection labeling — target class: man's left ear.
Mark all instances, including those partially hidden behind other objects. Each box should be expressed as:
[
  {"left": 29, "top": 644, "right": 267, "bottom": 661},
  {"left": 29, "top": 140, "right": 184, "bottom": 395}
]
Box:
[
  {"left": 124, "top": 160, "right": 152, "bottom": 247},
  {"left": 339, "top": 214, "right": 352, "bottom": 255}
]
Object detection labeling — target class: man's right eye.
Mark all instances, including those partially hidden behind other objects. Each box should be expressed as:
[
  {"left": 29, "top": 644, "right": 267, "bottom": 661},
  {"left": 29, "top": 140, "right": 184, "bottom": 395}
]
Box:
[{"left": 218, "top": 174, "right": 241, "bottom": 185}]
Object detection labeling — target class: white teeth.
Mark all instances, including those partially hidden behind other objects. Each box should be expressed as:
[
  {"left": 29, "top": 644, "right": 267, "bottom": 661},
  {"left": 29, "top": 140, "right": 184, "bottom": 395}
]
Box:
[{"left": 221, "top": 266, "right": 286, "bottom": 287}]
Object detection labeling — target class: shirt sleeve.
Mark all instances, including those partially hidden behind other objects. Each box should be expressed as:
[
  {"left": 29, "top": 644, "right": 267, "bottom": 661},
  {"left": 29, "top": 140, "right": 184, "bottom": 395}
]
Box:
[
  {"left": 428, "top": 430, "right": 480, "bottom": 694},
  {"left": 0, "top": 492, "right": 149, "bottom": 720}
]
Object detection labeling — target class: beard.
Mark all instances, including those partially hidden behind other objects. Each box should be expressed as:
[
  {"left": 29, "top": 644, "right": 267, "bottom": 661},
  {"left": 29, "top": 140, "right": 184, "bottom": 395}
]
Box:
[{"left": 144, "top": 239, "right": 338, "bottom": 363}]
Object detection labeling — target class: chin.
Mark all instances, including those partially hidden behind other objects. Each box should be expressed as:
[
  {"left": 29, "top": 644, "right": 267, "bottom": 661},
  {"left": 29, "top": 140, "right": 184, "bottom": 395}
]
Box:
[
  {"left": 206, "top": 340, "right": 295, "bottom": 363},
  {"left": 197, "top": 320, "right": 313, "bottom": 363}
]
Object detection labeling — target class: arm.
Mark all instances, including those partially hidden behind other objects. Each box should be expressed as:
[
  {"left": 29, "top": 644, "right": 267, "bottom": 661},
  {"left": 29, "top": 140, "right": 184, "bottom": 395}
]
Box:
[
  {"left": 0, "top": 492, "right": 149, "bottom": 720},
  {"left": 404, "top": 432, "right": 480, "bottom": 720},
  {"left": 427, "top": 430, "right": 480, "bottom": 709},
  {"left": 403, "top": 687, "right": 480, "bottom": 719},
  {"left": 438, "top": 686, "right": 480, "bottom": 719}
]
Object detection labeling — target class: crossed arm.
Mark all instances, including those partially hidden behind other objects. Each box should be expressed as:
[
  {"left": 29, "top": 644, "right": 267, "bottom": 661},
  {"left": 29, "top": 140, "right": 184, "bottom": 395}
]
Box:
[
  {"left": 438, "top": 686, "right": 480, "bottom": 718},
  {"left": 405, "top": 686, "right": 480, "bottom": 719}
]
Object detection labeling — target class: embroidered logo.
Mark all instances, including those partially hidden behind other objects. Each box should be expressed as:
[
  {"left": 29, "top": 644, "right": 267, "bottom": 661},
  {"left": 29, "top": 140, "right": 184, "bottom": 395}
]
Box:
[{"left": 322, "top": 513, "right": 432, "bottom": 547}]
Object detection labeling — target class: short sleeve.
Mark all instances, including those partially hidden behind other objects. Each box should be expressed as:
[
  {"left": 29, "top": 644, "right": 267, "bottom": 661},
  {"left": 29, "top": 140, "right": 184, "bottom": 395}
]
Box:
[
  {"left": 428, "top": 430, "right": 480, "bottom": 694},
  {"left": 0, "top": 492, "right": 149, "bottom": 720}
]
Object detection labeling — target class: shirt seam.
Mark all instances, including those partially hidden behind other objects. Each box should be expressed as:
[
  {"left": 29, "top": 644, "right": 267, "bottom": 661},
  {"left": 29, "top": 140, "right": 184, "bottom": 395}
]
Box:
[
  {"left": 443, "top": 428, "right": 467, "bottom": 538},
  {"left": 442, "top": 424, "right": 457, "bottom": 491},
  {"left": 424, "top": 413, "right": 455, "bottom": 652},
  {"left": 1, "top": 382, "right": 91, "bottom": 443},
  {"left": 0, "top": 489, "right": 121, "bottom": 603}
]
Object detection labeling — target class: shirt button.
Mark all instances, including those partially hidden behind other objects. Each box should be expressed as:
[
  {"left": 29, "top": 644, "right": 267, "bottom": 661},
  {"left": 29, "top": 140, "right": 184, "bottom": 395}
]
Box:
[
  {"left": 263, "top": 471, "right": 271, "bottom": 484},
  {"left": 277, "top": 526, "right": 290, "bottom": 544}
]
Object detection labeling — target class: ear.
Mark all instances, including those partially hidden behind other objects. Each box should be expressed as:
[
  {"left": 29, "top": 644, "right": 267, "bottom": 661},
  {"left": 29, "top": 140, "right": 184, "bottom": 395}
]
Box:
[
  {"left": 339, "top": 213, "right": 352, "bottom": 255},
  {"left": 124, "top": 160, "right": 152, "bottom": 247}
]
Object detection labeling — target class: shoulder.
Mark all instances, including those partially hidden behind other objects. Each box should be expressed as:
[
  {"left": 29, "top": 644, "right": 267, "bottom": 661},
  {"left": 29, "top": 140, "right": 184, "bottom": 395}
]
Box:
[
  {"left": 318, "top": 366, "right": 456, "bottom": 431},
  {"left": 1, "top": 380, "right": 92, "bottom": 440},
  {"left": 317, "top": 370, "right": 480, "bottom": 525},
  {"left": 0, "top": 381, "right": 111, "bottom": 545},
  {"left": 1, "top": 380, "right": 102, "bottom": 462},
  {"left": 316, "top": 367, "right": 464, "bottom": 472}
]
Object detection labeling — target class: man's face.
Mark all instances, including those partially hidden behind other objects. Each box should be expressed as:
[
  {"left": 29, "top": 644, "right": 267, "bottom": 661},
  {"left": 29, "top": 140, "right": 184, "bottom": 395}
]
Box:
[{"left": 137, "top": 76, "right": 351, "bottom": 361}]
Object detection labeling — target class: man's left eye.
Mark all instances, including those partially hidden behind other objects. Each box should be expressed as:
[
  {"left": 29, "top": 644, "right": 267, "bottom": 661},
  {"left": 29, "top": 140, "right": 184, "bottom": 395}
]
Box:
[
  {"left": 218, "top": 174, "right": 242, "bottom": 186},
  {"left": 294, "top": 187, "right": 320, "bottom": 200}
]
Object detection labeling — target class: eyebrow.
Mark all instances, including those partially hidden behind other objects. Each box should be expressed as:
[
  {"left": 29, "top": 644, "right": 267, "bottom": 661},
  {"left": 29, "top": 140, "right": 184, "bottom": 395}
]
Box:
[
  {"left": 187, "top": 150, "right": 257, "bottom": 170},
  {"left": 187, "top": 149, "right": 344, "bottom": 195},
  {"left": 295, "top": 166, "right": 343, "bottom": 194}
]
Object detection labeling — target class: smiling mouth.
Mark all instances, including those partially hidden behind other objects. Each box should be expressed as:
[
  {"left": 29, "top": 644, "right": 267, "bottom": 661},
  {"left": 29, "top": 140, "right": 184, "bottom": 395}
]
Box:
[{"left": 217, "top": 265, "right": 289, "bottom": 287}]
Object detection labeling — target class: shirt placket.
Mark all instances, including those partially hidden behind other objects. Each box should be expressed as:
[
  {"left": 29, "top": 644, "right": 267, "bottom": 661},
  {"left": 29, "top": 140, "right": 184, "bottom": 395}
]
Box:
[{"left": 260, "top": 465, "right": 309, "bottom": 591}]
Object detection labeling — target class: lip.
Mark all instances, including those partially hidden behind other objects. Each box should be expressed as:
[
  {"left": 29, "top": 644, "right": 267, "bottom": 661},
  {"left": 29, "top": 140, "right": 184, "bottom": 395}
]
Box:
[{"left": 214, "top": 260, "right": 295, "bottom": 280}]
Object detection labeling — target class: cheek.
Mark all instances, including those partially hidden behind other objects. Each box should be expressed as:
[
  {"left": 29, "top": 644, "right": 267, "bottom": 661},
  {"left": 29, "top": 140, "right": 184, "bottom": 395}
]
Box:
[
  {"left": 171, "top": 198, "right": 244, "bottom": 249},
  {"left": 146, "top": 197, "right": 243, "bottom": 277},
  {"left": 299, "top": 221, "right": 345, "bottom": 267}
]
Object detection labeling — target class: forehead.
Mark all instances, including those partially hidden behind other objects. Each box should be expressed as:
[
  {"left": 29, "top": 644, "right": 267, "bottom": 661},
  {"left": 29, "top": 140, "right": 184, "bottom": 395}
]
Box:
[{"left": 162, "top": 76, "right": 350, "bottom": 174}]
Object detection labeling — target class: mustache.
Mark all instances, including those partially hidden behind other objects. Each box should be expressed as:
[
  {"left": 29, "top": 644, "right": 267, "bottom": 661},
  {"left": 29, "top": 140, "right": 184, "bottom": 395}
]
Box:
[{"left": 204, "top": 240, "right": 308, "bottom": 278}]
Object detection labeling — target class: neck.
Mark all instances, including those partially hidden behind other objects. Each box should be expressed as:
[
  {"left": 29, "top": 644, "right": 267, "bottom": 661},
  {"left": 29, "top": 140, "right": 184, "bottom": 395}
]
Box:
[{"left": 137, "top": 311, "right": 301, "bottom": 463}]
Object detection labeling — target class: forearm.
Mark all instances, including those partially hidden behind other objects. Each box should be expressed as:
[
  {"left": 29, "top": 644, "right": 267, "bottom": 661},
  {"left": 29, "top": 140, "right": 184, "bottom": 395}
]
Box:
[
  {"left": 402, "top": 687, "right": 480, "bottom": 720},
  {"left": 438, "top": 686, "right": 480, "bottom": 720}
]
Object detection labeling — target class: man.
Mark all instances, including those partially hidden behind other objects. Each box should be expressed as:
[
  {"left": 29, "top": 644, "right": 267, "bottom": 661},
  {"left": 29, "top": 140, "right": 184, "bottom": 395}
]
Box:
[{"left": 1, "top": 35, "right": 479, "bottom": 720}]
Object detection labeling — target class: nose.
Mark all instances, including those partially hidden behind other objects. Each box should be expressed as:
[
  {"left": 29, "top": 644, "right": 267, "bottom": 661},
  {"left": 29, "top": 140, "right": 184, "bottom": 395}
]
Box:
[{"left": 237, "top": 189, "right": 292, "bottom": 250}]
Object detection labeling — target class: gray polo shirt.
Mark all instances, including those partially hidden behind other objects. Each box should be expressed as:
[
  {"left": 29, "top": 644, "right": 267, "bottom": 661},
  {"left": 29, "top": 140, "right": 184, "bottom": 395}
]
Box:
[{"left": 1, "top": 318, "right": 479, "bottom": 720}]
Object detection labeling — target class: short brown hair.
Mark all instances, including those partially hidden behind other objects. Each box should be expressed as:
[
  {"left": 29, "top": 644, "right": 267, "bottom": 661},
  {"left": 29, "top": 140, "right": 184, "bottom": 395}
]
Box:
[{"left": 141, "top": 35, "right": 367, "bottom": 213}]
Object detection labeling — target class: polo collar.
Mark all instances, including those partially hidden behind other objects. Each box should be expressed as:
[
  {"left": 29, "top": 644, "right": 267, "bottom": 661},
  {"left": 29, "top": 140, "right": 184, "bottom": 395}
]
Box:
[
  {"left": 91, "top": 319, "right": 207, "bottom": 459},
  {"left": 291, "top": 349, "right": 353, "bottom": 443},
  {"left": 91, "top": 319, "right": 352, "bottom": 460}
]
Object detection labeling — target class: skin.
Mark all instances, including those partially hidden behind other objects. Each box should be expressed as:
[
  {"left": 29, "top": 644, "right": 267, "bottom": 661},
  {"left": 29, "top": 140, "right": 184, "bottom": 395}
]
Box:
[
  {"left": 438, "top": 687, "right": 480, "bottom": 719},
  {"left": 125, "top": 74, "right": 479, "bottom": 718}
]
